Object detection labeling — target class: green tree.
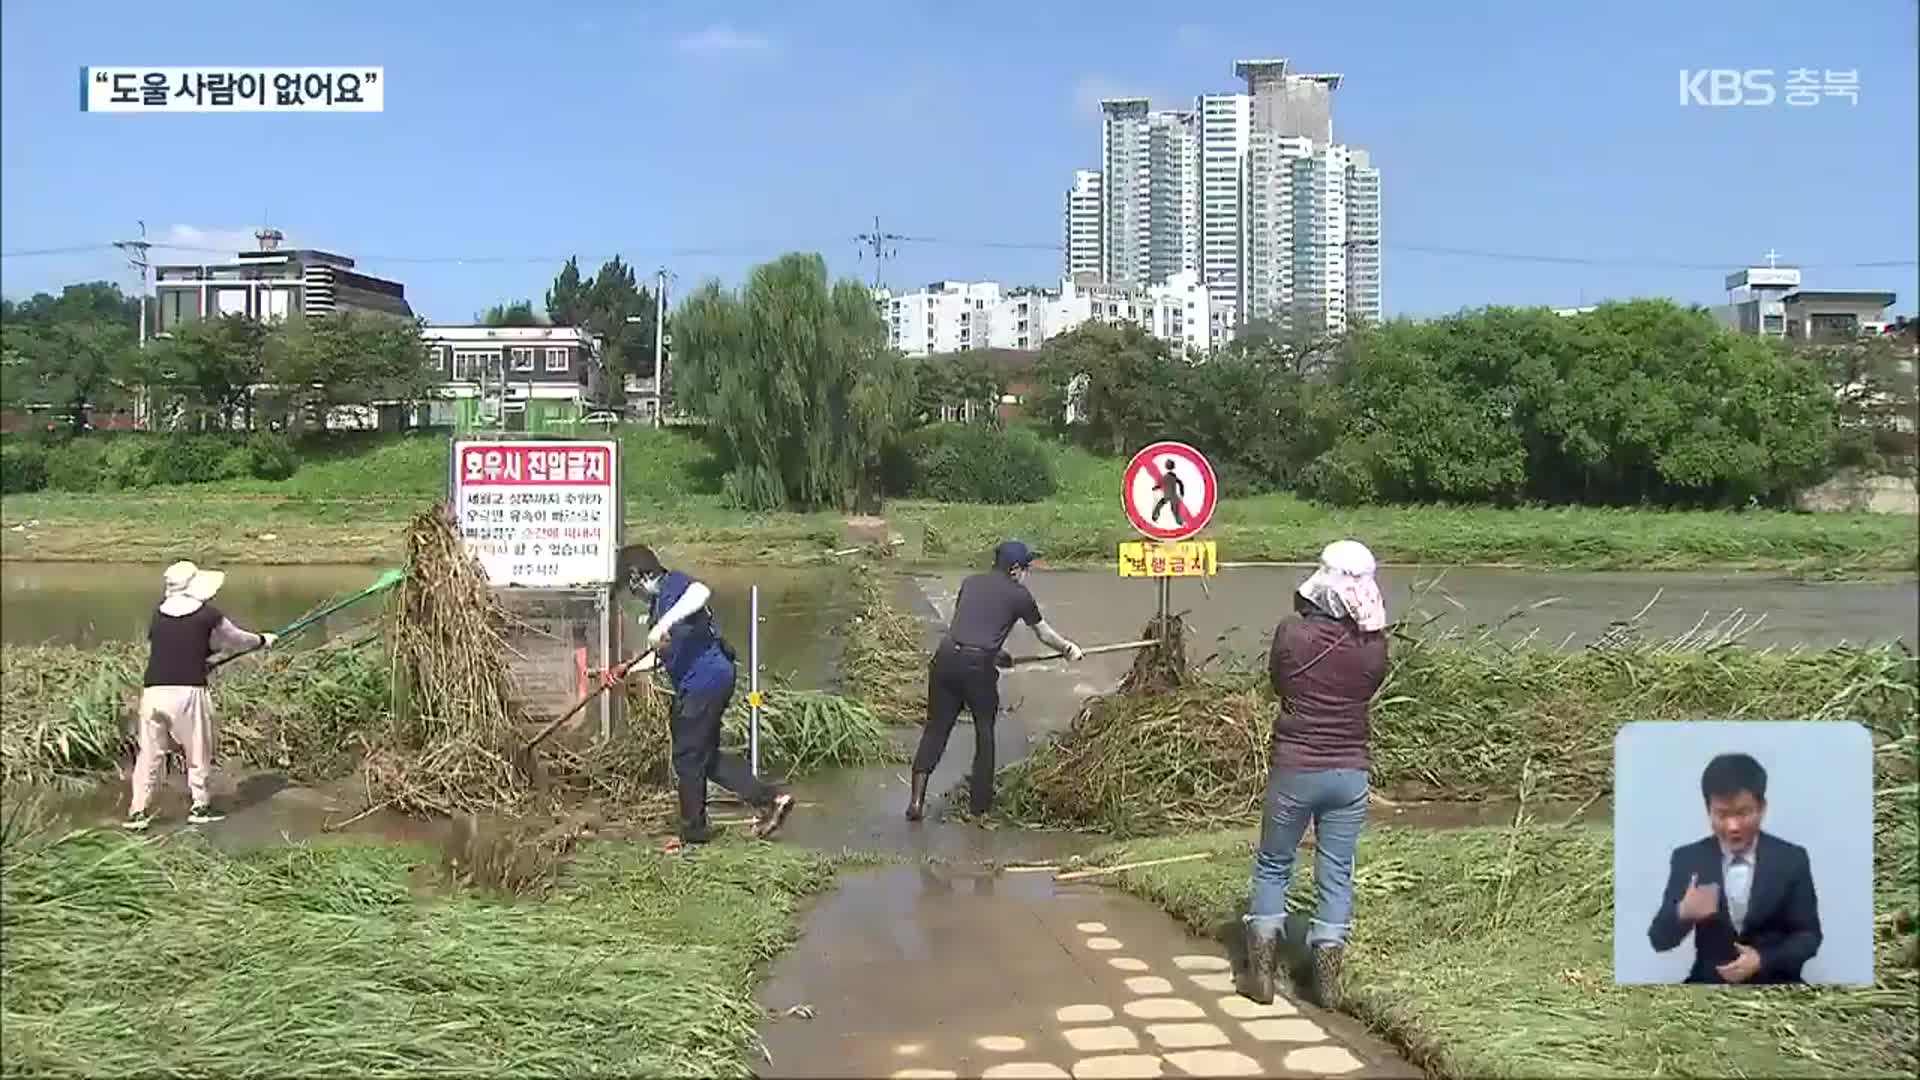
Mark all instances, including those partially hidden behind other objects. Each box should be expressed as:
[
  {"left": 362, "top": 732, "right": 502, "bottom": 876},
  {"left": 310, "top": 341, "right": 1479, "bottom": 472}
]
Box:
[
  {"left": 1031, "top": 321, "right": 1183, "bottom": 455},
  {"left": 1, "top": 319, "right": 137, "bottom": 430},
  {"left": 544, "top": 257, "right": 590, "bottom": 326},
  {"left": 670, "top": 252, "right": 915, "bottom": 511},
  {"left": 260, "top": 314, "right": 435, "bottom": 433},
  {"left": 913, "top": 352, "right": 1002, "bottom": 424},
  {"left": 128, "top": 315, "right": 269, "bottom": 430},
  {"left": 479, "top": 300, "right": 542, "bottom": 327}
]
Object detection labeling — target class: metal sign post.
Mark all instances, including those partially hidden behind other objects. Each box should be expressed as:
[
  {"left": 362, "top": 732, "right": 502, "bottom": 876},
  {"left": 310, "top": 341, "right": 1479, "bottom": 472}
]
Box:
[
  {"left": 748, "top": 584, "right": 762, "bottom": 777},
  {"left": 447, "top": 434, "right": 623, "bottom": 743},
  {"left": 1120, "top": 441, "right": 1222, "bottom": 626}
]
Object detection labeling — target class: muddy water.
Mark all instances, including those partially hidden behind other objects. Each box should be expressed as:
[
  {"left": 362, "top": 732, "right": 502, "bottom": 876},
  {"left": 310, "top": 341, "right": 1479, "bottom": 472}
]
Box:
[
  {"left": 924, "top": 565, "right": 1919, "bottom": 659},
  {"left": 0, "top": 562, "right": 850, "bottom": 683}
]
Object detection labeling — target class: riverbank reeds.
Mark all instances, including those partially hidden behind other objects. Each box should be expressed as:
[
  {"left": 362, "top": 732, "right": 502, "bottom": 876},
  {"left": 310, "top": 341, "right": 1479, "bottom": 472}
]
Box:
[
  {"left": 838, "top": 563, "right": 927, "bottom": 725},
  {"left": 0, "top": 638, "right": 388, "bottom": 788},
  {"left": 0, "top": 824, "right": 837, "bottom": 1077},
  {"left": 365, "top": 506, "right": 530, "bottom": 816},
  {"left": 992, "top": 621, "right": 1919, "bottom": 836}
]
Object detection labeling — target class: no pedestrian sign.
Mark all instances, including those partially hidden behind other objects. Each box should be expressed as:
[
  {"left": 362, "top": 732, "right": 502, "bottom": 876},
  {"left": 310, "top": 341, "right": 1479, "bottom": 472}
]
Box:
[
  {"left": 451, "top": 440, "right": 618, "bottom": 588},
  {"left": 1123, "top": 441, "right": 1217, "bottom": 542}
]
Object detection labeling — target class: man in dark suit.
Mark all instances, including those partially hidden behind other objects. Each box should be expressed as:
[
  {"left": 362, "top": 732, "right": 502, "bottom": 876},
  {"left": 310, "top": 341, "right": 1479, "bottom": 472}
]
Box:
[{"left": 1647, "top": 752, "right": 1823, "bottom": 985}]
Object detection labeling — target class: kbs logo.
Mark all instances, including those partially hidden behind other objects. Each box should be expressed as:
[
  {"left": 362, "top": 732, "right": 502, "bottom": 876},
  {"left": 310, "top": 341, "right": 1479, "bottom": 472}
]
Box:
[
  {"left": 1680, "top": 69, "right": 1775, "bottom": 106},
  {"left": 1680, "top": 68, "right": 1861, "bottom": 107}
]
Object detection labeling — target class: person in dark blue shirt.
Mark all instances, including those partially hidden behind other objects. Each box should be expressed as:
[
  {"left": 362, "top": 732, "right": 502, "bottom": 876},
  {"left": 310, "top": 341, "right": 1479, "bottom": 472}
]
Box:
[{"left": 614, "top": 545, "right": 793, "bottom": 852}]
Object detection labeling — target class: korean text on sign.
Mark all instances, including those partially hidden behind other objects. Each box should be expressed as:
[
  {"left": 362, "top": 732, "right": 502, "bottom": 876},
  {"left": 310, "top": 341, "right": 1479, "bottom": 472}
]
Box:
[
  {"left": 82, "top": 67, "right": 384, "bottom": 112},
  {"left": 1118, "top": 541, "right": 1219, "bottom": 578},
  {"left": 452, "top": 441, "right": 617, "bottom": 589},
  {"left": 460, "top": 445, "right": 611, "bottom": 486}
]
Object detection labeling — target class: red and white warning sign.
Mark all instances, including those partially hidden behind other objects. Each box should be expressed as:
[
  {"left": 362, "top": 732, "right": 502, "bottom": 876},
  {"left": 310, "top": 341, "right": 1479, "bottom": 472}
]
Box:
[{"left": 1123, "top": 441, "right": 1218, "bottom": 542}]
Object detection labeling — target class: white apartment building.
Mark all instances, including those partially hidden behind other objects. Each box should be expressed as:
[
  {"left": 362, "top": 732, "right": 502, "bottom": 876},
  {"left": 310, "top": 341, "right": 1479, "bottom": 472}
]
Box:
[
  {"left": 1064, "top": 170, "right": 1103, "bottom": 279},
  {"left": 1100, "top": 98, "right": 1153, "bottom": 287},
  {"left": 1148, "top": 109, "right": 1200, "bottom": 284},
  {"left": 877, "top": 274, "right": 1215, "bottom": 359},
  {"left": 1065, "top": 56, "right": 1383, "bottom": 341},
  {"left": 1345, "top": 148, "right": 1382, "bottom": 325},
  {"left": 879, "top": 281, "right": 1006, "bottom": 356},
  {"left": 1197, "top": 92, "right": 1252, "bottom": 325},
  {"left": 1238, "top": 60, "right": 1378, "bottom": 335}
]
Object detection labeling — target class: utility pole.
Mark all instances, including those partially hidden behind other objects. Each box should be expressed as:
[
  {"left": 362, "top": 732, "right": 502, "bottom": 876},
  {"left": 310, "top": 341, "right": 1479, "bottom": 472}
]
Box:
[
  {"left": 114, "top": 221, "right": 152, "bottom": 429},
  {"left": 854, "top": 215, "right": 905, "bottom": 289},
  {"left": 113, "top": 221, "right": 152, "bottom": 349},
  {"left": 653, "top": 267, "right": 667, "bottom": 429}
]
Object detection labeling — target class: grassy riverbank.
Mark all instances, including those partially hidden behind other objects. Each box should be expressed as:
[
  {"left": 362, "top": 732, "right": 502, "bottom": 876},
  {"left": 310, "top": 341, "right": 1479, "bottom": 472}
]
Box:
[
  {"left": 4, "top": 429, "right": 1913, "bottom": 573},
  {"left": 1090, "top": 825, "right": 1917, "bottom": 1079},
  {"left": 999, "top": 629, "right": 1918, "bottom": 1078},
  {"left": 0, "top": 641, "right": 895, "bottom": 792},
  {"left": 992, "top": 636, "right": 1918, "bottom": 835},
  {"left": 0, "top": 817, "right": 836, "bottom": 1077}
]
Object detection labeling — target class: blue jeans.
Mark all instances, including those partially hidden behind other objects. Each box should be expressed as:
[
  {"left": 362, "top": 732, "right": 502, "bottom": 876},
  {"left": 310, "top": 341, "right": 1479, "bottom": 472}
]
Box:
[{"left": 1247, "top": 767, "right": 1369, "bottom": 947}]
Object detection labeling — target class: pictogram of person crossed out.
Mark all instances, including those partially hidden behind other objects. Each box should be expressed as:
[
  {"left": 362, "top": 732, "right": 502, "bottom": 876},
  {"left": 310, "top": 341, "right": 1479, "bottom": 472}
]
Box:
[{"left": 1150, "top": 458, "right": 1186, "bottom": 526}]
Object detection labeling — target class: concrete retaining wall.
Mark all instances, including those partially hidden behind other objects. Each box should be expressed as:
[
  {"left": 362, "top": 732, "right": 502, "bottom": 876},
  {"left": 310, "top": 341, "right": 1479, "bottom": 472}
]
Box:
[{"left": 1796, "top": 471, "right": 1920, "bottom": 514}]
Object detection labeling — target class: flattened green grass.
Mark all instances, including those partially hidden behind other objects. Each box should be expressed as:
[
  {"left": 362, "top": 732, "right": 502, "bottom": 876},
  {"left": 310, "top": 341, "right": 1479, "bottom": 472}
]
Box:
[
  {"left": 1091, "top": 826, "right": 1918, "bottom": 1080},
  {"left": 6, "top": 429, "right": 1912, "bottom": 573},
  {"left": 1, "top": 826, "right": 837, "bottom": 1077}
]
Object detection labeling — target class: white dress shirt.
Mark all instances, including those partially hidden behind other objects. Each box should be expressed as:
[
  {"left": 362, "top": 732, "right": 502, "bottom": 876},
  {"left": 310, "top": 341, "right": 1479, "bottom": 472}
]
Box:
[{"left": 1722, "top": 844, "right": 1756, "bottom": 934}]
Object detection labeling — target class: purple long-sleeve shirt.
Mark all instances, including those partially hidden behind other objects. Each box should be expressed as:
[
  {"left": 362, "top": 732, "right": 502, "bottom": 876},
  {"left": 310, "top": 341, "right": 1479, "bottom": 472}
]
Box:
[{"left": 1267, "top": 610, "right": 1389, "bottom": 771}]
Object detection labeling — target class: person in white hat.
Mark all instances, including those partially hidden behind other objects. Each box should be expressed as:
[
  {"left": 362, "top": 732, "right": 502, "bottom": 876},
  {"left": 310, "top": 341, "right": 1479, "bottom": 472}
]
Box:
[
  {"left": 123, "top": 561, "right": 276, "bottom": 831},
  {"left": 1238, "top": 539, "right": 1390, "bottom": 1010}
]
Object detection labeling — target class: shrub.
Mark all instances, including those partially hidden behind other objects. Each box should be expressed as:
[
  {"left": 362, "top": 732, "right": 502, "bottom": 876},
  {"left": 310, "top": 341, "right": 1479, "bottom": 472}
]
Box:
[
  {"left": 0, "top": 443, "right": 49, "bottom": 494},
  {"left": 96, "top": 437, "right": 160, "bottom": 490},
  {"left": 44, "top": 439, "right": 107, "bottom": 492},
  {"left": 245, "top": 431, "right": 298, "bottom": 481},
  {"left": 147, "top": 436, "right": 232, "bottom": 486},
  {"left": 900, "top": 423, "right": 1058, "bottom": 504}
]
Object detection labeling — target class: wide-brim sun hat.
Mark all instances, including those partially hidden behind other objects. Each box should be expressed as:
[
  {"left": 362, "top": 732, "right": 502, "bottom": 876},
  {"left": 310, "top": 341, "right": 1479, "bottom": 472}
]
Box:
[{"left": 159, "top": 561, "right": 226, "bottom": 616}]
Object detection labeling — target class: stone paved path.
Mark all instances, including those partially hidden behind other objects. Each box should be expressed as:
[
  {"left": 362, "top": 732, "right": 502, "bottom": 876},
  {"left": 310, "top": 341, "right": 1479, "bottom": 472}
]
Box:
[{"left": 756, "top": 863, "right": 1417, "bottom": 1080}]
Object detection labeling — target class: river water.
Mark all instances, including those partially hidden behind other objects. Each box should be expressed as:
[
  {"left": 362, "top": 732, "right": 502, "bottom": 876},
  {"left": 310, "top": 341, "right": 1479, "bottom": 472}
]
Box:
[
  {"left": 922, "top": 565, "right": 1919, "bottom": 656},
  {"left": 0, "top": 561, "right": 850, "bottom": 682}
]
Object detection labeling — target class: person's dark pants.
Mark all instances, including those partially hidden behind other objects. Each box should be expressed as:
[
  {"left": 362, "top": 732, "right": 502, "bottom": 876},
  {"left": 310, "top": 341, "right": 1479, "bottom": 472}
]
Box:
[
  {"left": 911, "top": 644, "right": 1001, "bottom": 814},
  {"left": 671, "top": 673, "right": 776, "bottom": 843}
]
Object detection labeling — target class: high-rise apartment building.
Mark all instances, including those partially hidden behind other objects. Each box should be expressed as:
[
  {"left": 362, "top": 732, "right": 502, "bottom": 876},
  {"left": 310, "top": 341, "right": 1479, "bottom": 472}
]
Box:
[
  {"left": 1065, "top": 55, "right": 1381, "bottom": 345},
  {"left": 1064, "top": 170, "right": 1103, "bottom": 280},
  {"left": 1236, "top": 58, "right": 1377, "bottom": 335},
  {"left": 1197, "top": 93, "right": 1251, "bottom": 323},
  {"left": 1100, "top": 98, "right": 1152, "bottom": 287},
  {"left": 1345, "top": 148, "right": 1382, "bottom": 326},
  {"left": 1147, "top": 109, "right": 1200, "bottom": 284}
]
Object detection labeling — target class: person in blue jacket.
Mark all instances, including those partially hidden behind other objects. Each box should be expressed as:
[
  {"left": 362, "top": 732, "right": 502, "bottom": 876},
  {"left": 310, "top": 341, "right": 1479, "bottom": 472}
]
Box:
[{"left": 613, "top": 545, "right": 794, "bottom": 852}]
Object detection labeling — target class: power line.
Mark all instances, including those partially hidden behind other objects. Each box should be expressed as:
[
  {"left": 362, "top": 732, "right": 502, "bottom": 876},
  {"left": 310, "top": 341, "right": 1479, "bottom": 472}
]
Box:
[
  {"left": 853, "top": 216, "right": 908, "bottom": 287},
  {"left": 4, "top": 234, "right": 1914, "bottom": 271}
]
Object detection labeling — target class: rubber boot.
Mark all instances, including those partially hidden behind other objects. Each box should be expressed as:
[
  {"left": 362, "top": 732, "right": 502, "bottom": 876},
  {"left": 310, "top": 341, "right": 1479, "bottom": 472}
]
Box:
[
  {"left": 905, "top": 772, "right": 930, "bottom": 822},
  {"left": 1235, "top": 916, "right": 1279, "bottom": 1004},
  {"left": 677, "top": 780, "right": 710, "bottom": 845},
  {"left": 1311, "top": 944, "right": 1345, "bottom": 1009}
]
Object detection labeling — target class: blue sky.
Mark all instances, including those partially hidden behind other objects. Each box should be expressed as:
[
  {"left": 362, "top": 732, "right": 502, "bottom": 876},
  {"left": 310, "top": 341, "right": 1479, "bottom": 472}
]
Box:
[{"left": 3, "top": 0, "right": 1915, "bottom": 321}]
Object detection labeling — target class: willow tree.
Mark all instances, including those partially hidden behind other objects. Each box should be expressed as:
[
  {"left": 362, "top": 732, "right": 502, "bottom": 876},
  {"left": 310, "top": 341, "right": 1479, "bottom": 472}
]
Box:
[{"left": 672, "top": 253, "right": 916, "bottom": 511}]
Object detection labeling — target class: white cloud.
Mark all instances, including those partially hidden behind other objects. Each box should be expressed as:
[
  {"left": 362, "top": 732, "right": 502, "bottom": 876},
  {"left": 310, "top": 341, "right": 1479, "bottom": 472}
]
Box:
[
  {"left": 163, "top": 224, "right": 263, "bottom": 255},
  {"left": 1069, "top": 74, "right": 1163, "bottom": 121},
  {"left": 1173, "top": 24, "right": 1217, "bottom": 51},
  {"left": 672, "top": 24, "right": 779, "bottom": 59}
]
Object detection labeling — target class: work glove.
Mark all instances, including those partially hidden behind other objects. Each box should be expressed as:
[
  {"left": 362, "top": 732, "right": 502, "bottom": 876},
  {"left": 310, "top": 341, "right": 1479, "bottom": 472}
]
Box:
[
  {"left": 996, "top": 651, "right": 1014, "bottom": 670},
  {"left": 1063, "top": 641, "right": 1086, "bottom": 662},
  {"left": 261, "top": 633, "right": 279, "bottom": 650},
  {"left": 645, "top": 622, "right": 670, "bottom": 649}
]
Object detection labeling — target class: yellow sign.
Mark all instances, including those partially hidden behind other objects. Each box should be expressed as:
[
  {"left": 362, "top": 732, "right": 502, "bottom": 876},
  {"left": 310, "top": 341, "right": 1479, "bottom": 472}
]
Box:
[
  {"left": 747, "top": 690, "right": 765, "bottom": 709},
  {"left": 1118, "top": 541, "right": 1219, "bottom": 578}
]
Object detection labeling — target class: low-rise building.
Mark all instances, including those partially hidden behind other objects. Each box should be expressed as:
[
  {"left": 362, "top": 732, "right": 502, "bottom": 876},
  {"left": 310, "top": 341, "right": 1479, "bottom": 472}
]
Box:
[
  {"left": 151, "top": 229, "right": 412, "bottom": 333},
  {"left": 878, "top": 272, "right": 1216, "bottom": 359},
  {"left": 419, "top": 325, "right": 594, "bottom": 433},
  {"left": 1782, "top": 290, "right": 1899, "bottom": 342}
]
